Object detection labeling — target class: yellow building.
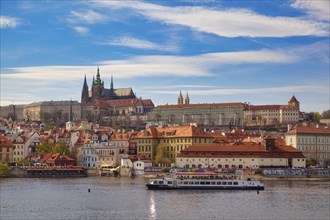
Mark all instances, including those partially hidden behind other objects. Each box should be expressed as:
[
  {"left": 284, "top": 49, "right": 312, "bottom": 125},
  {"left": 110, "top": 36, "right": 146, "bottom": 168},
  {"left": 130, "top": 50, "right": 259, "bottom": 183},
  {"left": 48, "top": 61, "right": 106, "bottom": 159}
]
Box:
[
  {"left": 176, "top": 137, "right": 306, "bottom": 169},
  {"left": 0, "top": 136, "right": 15, "bottom": 163},
  {"left": 135, "top": 125, "right": 214, "bottom": 162}
]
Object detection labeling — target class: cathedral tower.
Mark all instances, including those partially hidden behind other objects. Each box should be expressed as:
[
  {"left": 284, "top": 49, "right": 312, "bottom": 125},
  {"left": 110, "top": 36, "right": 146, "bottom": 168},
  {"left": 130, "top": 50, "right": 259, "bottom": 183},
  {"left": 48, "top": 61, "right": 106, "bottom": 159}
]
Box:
[
  {"left": 185, "top": 91, "right": 190, "bottom": 105},
  {"left": 92, "top": 67, "right": 104, "bottom": 99},
  {"left": 288, "top": 95, "right": 300, "bottom": 110},
  {"left": 81, "top": 74, "right": 89, "bottom": 104},
  {"left": 178, "top": 90, "right": 183, "bottom": 105}
]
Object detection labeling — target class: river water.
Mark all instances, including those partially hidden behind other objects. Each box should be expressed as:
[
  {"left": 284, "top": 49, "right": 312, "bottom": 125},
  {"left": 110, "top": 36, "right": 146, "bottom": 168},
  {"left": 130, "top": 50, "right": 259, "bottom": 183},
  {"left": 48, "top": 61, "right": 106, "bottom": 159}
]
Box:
[{"left": 0, "top": 177, "right": 329, "bottom": 220}]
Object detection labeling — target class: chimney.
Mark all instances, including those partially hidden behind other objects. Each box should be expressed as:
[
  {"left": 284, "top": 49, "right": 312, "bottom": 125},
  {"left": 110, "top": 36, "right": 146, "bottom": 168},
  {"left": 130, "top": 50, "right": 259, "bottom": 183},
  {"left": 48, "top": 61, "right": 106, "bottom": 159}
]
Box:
[{"left": 265, "top": 136, "right": 275, "bottom": 151}]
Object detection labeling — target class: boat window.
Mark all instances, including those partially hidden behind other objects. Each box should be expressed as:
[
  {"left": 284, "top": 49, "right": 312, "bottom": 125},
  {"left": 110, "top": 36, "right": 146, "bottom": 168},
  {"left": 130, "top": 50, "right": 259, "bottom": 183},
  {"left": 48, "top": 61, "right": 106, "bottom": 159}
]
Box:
[
  {"left": 159, "top": 181, "right": 164, "bottom": 184},
  {"left": 228, "top": 182, "right": 232, "bottom": 185},
  {"left": 200, "top": 181, "right": 205, "bottom": 185},
  {"left": 189, "top": 181, "right": 194, "bottom": 184},
  {"left": 233, "top": 182, "right": 238, "bottom": 185},
  {"left": 211, "top": 182, "right": 216, "bottom": 185},
  {"left": 194, "top": 182, "right": 199, "bottom": 185},
  {"left": 217, "top": 182, "right": 221, "bottom": 185},
  {"left": 206, "top": 182, "right": 210, "bottom": 185},
  {"left": 184, "top": 181, "right": 189, "bottom": 185},
  {"left": 222, "top": 182, "right": 227, "bottom": 185},
  {"left": 168, "top": 181, "right": 173, "bottom": 184}
]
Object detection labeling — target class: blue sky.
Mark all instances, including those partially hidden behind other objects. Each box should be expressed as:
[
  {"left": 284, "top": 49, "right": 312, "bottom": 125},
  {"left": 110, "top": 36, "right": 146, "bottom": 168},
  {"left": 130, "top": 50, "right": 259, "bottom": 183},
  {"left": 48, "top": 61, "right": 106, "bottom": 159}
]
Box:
[{"left": 1, "top": 0, "right": 329, "bottom": 113}]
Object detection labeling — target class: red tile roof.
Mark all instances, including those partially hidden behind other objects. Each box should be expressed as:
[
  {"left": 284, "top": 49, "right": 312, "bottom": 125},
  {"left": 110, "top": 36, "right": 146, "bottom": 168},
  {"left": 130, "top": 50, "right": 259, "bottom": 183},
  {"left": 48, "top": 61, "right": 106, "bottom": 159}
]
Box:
[
  {"left": 0, "top": 135, "right": 15, "bottom": 147},
  {"left": 157, "top": 102, "right": 246, "bottom": 109},
  {"left": 94, "top": 99, "right": 154, "bottom": 108},
  {"left": 177, "top": 141, "right": 304, "bottom": 158},
  {"left": 136, "top": 125, "right": 213, "bottom": 139},
  {"left": 287, "top": 125, "right": 330, "bottom": 135}
]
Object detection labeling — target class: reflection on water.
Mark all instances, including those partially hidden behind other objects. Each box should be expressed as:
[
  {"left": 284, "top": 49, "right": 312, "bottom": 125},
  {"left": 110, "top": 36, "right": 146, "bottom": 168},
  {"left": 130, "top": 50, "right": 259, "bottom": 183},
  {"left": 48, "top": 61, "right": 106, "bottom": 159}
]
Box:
[
  {"left": 149, "top": 191, "right": 156, "bottom": 220},
  {"left": 0, "top": 177, "right": 329, "bottom": 220}
]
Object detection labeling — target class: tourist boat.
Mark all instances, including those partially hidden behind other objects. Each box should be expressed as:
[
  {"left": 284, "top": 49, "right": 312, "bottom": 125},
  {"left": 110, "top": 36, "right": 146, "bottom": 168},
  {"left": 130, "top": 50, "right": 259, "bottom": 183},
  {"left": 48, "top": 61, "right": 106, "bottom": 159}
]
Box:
[
  {"left": 26, "top": 166, "right": 88, "bottom": 177},
  {"left": 146, "top": 172, "right": 264, "bottom": 190}
]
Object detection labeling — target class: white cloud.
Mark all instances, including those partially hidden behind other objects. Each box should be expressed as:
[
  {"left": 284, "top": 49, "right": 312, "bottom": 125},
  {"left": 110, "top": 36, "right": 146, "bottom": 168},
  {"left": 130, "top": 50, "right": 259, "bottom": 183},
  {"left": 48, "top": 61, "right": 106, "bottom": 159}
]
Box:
[
  {"left": 67, "top": 9, "right": 108, "bottom": 24},
  {"left": 105, "top": 36, "right": 179, "bottom": 52},
  {"left": 72, "top": 26, "right": 89, "bottom": 35},
  {"left": 0, "top": 46, "right": 319, "bottom": 106},
  {"left": 91, "top": 1, "right": 328, "bottom": 37},
  {"left": 0, "top": 16, "right": 21, "bottom": 29},
  {"left": 2, "top": 48, "right": 299, "bottom": 82},
  {"left": 153, "top": 85, "right": 329, "bottom": 95},
  {"left": 291, "top": 0, "right": 330, "bottom": 21}
]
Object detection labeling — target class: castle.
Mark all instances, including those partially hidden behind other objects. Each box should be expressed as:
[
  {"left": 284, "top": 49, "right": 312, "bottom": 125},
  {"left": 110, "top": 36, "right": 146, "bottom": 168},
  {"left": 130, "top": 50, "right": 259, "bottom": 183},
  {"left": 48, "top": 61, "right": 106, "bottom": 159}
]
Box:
[{"left": 81, "top": 67, "right": 136, "bottom": 104}]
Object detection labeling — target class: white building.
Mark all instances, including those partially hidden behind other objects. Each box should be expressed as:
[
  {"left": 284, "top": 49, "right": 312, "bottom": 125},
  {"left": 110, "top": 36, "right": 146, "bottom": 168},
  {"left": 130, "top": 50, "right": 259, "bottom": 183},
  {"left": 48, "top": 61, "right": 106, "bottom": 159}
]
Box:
[
  {"left": 244, "top": 96, "right": 300, "bottom": 126},
  {"left": 286, "top": 124, "right": 330, "bottom": 166}
]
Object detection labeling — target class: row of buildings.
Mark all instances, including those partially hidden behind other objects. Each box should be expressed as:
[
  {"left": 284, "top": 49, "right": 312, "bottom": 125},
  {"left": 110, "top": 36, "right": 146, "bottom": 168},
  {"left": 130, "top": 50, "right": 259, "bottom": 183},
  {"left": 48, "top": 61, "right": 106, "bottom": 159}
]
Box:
[
  {"left": 1, "top": 115, "right": 329, "bottom": 168},
  {"left": 0, "top": 68, "right": 304, "bottom": 128}
]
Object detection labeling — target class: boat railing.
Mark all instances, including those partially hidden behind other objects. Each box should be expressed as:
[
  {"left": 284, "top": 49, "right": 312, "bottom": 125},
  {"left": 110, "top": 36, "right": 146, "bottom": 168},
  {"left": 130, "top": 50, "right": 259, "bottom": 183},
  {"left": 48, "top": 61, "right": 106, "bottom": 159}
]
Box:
[{"left": 174, "top": 174, "right": 239, "bottom": 181}]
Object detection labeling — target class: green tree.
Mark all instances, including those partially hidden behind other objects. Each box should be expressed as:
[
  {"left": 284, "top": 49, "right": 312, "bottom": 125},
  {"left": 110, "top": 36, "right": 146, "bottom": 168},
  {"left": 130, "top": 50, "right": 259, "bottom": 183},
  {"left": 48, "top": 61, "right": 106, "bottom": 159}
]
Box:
[
  {"left": 37, "top": 141, "right": 55, "bottom": 154},
  {"left": 313, "top": 112, "right": 321, "bottom": 123},
  {"left": 54, "top": 141, "right": 72, "bottom": 157},
  {"left": 306, "top": 158, "right": 317, "bottom": 167},
  {"left": 321, "top": 110, "right": 330, "bottom": 118},
  {"left": 7, "top": 113, "right": 17, "bottom": 121},
  {"left": 155, "top": 144, "right": 172, "bottom": 166},
  {"left": 0, "top": 163, "right": 11, "bottom": 177}
]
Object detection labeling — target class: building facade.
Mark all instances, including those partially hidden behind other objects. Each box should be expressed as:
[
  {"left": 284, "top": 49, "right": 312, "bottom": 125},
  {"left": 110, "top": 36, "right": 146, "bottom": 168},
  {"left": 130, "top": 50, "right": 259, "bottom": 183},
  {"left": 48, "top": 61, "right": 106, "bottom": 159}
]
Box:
[
  {"left": 135, "top": 125, "right": 214, "bottom": 162},
  {"left": 149, "top": 95, "right": 245, "bottom": 127},
  {"left": 244, "top": 96, "right": 300, "bottom": 126},
  {"left": 0, "top": 105, "right": 25, "bottom": 121},
  {"left": 0, "top": 135, "right": 15, "bottom": 163},
  {"left": 285, "top": 124, "right": 330, "bottom": 165},
  {"left": 23, "top": 101, "right": 81, "bottom": 122},
  {"left": 176, "top": 137, "right": 306, "bottom": 169}
]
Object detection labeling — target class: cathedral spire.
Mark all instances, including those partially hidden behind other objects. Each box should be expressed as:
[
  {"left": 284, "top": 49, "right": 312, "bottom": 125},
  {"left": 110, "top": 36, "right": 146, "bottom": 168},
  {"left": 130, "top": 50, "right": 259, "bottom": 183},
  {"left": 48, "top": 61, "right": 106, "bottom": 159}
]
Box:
[
  {"left": 83, "top": 74, "right": 87, "bottom": 86},
  {"left": 96, "top": 67, "right": 101, "bottom": 84},
  {"left": 178, "top": 90, "right": 183, "bottom": 105},
  {"left": 185, "top": 91, "right": 190, "bottom": 105},
  {"left": 81, "top": 75, "right": 89, "bottom": 104},
  {"left": 111, "top": 74, "right": 114, "bottom": 90}
]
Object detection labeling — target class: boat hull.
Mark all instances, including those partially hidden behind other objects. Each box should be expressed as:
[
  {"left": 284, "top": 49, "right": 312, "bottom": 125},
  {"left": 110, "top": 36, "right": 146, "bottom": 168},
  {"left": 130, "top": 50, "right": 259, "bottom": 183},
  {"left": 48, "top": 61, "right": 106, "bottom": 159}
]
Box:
[{"left": 146, "top": 184, "right": 264, "bottom": 190}]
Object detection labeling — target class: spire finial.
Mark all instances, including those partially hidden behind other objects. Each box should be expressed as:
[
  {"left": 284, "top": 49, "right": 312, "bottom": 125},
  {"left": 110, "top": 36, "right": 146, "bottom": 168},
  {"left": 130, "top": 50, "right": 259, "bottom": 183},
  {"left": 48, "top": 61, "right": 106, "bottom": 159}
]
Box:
[{"left": 111, "top": 74, "right": 114, "bottom": 90}]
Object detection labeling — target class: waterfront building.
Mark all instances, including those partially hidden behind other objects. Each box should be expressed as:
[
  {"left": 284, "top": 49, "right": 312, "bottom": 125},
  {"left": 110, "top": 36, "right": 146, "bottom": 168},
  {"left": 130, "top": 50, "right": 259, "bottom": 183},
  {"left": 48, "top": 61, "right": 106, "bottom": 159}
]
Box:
[
  {"left": 12, "top": 134, "right": 27, "bottom": 162},
  {"left": 244, "top": 96, "right": 300, "bottom": 126},
  {"left": 135, "top": 125, "right": 214, "bottom": 162},
  {"left": 0, "top": 135, "right": 15, "bottom": 163},
  {"left": 176, "top": 137, "right": 306, "bottom": 169},
  {"left": 40, "top": 153, "right": 76, "bottom": 166},
  {"left": 285, "top": 124, "right": 330, "bottom": 166}
]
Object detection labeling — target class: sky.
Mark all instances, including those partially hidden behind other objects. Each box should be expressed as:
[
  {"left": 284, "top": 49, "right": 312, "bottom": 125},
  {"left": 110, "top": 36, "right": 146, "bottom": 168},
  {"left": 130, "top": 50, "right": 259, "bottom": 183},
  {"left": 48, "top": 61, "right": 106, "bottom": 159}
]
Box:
[{"left": 1, "top": 0, "right": 329, "bottom": 113}]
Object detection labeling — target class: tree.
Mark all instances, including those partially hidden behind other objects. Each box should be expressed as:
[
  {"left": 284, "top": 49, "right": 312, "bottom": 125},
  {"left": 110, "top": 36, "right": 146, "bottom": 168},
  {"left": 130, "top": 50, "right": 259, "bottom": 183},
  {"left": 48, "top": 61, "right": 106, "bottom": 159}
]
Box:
[
  {"left": 7, "top": 113, "right": 17, "bottom": 121},
  {"left": 313, "top": 112, "right": 321, "bottom": 123},
  {"left": 37, "top": 141, "right": 55, "bottom": 154},
  {"left": 0, "top": 163, "right": 11, "bottom": 177},
  {"left": 321, "top": 110, "right": 330, "bottom": 118},
  {"left": 306, "top": 158, "right": 317, "bottom": 167},
  {"left": 155, "top": 144, "right": 172, "bottom": 166},
  {"left": 54, "top": 141, "right": 72, "bottom": 157},
  {"left": 39, "top": 111, "right": 52, "bottom": 122}
]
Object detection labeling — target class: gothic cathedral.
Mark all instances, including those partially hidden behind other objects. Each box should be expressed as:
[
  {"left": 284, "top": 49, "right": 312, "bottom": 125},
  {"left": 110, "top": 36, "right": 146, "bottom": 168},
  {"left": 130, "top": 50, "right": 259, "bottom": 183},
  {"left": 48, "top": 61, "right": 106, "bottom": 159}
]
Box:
[{"left": 81, "top": 67, "right": 136, "bottom": 104}]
